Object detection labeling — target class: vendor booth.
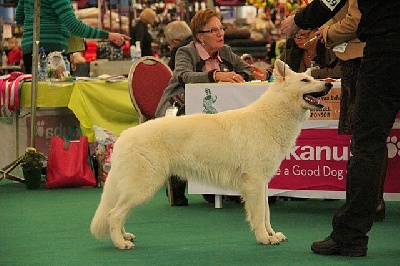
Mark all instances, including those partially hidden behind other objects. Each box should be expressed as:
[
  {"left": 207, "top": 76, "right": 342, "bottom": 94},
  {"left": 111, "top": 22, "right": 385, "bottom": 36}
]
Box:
[{"left": 0, "top": 79, "right": 138, "bottom": 169}]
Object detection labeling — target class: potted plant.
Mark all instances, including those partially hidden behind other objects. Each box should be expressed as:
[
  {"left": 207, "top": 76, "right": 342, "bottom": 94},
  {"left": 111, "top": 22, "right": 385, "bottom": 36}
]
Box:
[{"left": 20, "top": 147, "right": 47, "bottom": 189}]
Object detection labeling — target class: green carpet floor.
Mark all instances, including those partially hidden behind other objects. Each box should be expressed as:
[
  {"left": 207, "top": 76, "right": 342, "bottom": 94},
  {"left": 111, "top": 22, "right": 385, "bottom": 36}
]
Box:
[{"left": 1, "top": 180, "right": 399, "bottom": 265}]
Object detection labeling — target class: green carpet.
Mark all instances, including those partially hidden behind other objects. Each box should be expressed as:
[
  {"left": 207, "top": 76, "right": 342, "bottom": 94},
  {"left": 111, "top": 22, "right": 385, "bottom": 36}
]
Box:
[{"left": 1, "top": 180, "right": 399, "bottom": 265}]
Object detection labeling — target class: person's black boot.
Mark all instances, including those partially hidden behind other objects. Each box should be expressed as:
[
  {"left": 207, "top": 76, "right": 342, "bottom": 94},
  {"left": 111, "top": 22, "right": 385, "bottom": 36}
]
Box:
[
  {"left": 311, "top": 237, "right": 367, "bottom": 257},
  {"left": 202, "top": 194, "right": 215, "bottom": 203},
  {"left": 166, "top": 175, "right": 188, "bottom": 206}
]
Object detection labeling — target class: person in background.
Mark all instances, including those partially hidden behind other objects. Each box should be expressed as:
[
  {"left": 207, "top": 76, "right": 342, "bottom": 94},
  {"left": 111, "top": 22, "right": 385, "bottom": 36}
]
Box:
[
  {"left": 267, "top": 39, "right": 286, "bottom": 66},
  {"left": 317, "top": 0, "right": 387, "bottom": 222},
  {"left": 162, "top": 20, "right": 193, "bottom": 205},
  {"left": 6, "top": 37, "right": 23, "bottom": 66},
  {"left": 282, "top": 0, "right": 400, "bottom": 257},
  {"left": 282, "top": 27, "right": 341, "bottom": 79},
  {"left": 130, "top": 8, "right": 156, "bottom": 57},
  {"left": 164, "top": 21, "right": 193, "bottom": 71},
  {"left": 16, "top": 0, "right": 130, "bottom": 74},
  {"left": 155, "top": 8, "right": 269, "bottom": 206}
]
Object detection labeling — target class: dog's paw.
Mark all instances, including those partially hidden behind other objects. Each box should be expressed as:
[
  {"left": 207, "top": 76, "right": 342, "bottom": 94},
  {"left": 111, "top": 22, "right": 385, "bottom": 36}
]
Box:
[
  {"left": 115, "top": 240, "right": 135, "bottom": 250},
  {"left": 123, "top": 233, "right": 136, "bottom": 242},
  {"left": 274, "top": 232, "right": 287, "bottom": 242},
  {"left": 257, "top": 235, "right": 281, "bottom": 245}
]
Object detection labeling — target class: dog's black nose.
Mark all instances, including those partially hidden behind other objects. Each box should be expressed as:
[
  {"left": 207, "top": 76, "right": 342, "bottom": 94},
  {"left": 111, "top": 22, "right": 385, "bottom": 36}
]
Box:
[{"left": 325, "top": 82, "right": 333, "bottom": 89}]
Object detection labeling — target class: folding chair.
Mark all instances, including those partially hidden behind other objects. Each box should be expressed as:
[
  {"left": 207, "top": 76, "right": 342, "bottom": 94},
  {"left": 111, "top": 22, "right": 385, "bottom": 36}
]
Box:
[
  {"left": 127, "top": 56, "right": 174, "bottom": 204},
  {"left": 128, "top": 56, "right": 173, "bottom": 123}
]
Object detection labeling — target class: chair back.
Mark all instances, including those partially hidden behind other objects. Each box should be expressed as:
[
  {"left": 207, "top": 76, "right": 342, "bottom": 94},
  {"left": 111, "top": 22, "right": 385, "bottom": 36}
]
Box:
[{"left": 128, "top": 56, "right": 173, "bottom": 123}]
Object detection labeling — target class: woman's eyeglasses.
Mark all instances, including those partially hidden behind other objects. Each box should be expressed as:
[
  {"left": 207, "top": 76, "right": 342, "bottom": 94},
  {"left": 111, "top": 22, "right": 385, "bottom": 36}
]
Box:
[
  {"left": 295, "top": 31, "right": 313, "bottom": 39},
  {"left": 199, "top": 27, "right": 226, "bottom": 34}
]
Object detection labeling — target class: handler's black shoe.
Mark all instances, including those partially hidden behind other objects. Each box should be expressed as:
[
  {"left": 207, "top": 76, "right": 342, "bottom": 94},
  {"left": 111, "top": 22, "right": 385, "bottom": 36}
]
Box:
[{"left": 311, "top": 237, "right": 367, "bottom": 257}]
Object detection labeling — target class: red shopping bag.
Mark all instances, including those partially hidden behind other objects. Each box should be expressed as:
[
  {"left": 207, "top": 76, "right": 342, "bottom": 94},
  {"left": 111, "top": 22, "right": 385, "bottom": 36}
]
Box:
[{"left": 45, "top": 129, "right": 96, "bottom": 188}]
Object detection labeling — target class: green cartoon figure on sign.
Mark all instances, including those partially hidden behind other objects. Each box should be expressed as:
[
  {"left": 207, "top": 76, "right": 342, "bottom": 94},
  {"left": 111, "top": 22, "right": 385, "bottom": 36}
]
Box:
[{"left": 203, "top": 88, "right": 218, "bottom": 114}]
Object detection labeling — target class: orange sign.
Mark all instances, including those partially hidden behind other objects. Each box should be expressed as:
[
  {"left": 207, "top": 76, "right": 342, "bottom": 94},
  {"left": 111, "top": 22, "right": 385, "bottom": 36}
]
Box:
[{"left": 310, "top": 86, "right": 341, "bottom": 121}]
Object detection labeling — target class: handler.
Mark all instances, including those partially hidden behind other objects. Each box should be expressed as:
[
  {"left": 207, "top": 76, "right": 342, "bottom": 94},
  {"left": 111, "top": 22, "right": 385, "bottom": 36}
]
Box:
[{"left": 282, "top": 0, "right": 400, "bottom": 257}]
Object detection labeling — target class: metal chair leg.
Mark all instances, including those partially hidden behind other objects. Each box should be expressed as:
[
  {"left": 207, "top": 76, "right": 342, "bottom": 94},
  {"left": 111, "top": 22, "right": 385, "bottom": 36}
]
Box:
[{"left": 166, "top": 177, "right": 174, "bottom": 206}]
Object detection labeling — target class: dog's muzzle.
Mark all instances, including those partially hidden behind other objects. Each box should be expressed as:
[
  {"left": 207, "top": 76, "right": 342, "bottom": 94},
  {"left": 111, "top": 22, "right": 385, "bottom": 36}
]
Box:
[
  {"left": 303, "top": 82, "right": 333, "bottom": 109},
  {"left": 324, "top": 82, "right": 333, "bottom": 92}
]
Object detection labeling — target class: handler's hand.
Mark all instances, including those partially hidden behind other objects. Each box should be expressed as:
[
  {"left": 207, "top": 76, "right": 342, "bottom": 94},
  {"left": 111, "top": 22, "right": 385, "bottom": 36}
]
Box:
[{"left": 281, "top": 15, "right": 300, "bottom": 37}]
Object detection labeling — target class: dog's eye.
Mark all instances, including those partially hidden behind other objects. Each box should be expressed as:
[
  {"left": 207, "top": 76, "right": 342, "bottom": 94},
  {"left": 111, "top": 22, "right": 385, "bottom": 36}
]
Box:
[{"left": 301, "top": 78, "right": 309, "bottom": 82}]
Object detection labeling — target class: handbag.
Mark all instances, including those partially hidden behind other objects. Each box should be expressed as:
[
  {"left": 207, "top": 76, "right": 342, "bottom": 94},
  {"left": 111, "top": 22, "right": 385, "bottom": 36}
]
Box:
[
  {"left": 45, "top": 127, "right": 96, "bottom": 188},
  {"left": 67, "top": 35, "right": 86, "bottom": 53}
]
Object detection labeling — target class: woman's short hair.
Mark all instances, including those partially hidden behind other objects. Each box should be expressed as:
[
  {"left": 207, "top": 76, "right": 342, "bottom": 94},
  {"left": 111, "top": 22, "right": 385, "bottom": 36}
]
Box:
[
  {"left": 140, "top": 8, "right": 156, "bottom": 25},
  {"left": 190, "top": 9, "right": 221, "bottom": 43},
  {"left": 164, "top": 21, "right": 192, "bottom": 43}
]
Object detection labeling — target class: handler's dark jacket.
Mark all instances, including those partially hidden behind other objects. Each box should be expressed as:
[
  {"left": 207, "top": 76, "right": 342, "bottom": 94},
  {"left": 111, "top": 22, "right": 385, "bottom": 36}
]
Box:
[{"left": 294, "top": 0, "right": 400, "bottom": 42}]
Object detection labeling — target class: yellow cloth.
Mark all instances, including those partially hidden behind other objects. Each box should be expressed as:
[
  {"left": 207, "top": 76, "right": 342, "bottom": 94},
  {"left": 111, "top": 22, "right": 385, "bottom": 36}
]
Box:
[
  {"left": 68, "top": 81, "right": 138, "bottom": 142},
  {"left": 21, "top": 81, "right": 138, "bottom": 142},
  {"left": 21, "top": 82, "right": 74, "bottom": 107}
]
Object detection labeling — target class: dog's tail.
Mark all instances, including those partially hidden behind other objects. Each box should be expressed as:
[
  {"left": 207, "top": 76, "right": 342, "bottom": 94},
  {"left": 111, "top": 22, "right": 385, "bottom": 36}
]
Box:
[{"left": 90, "top": 175, "right": 117, "bottom": 239}]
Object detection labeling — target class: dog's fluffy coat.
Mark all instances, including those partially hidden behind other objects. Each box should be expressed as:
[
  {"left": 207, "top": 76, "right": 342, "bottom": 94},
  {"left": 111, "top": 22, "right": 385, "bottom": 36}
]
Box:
[{"left": 90, "top": 59, "right": 332, "bottom": 249}]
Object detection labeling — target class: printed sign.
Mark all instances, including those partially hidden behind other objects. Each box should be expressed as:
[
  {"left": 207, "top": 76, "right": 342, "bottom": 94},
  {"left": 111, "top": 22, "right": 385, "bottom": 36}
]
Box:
[
  {"left": 270, "top": 129, "right": 400, "bottom": 194},
  {"left": 309, "top": 87, "right": 341, "bottom": 120},
  {"left": 26, "top": 111, "right": 80, "bottom": 156}
]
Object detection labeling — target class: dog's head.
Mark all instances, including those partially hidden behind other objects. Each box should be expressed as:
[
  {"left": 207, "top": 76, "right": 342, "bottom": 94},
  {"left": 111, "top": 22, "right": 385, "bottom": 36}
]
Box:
[{"left": 272, "top": 59, "right": 332, "bottom": 110}]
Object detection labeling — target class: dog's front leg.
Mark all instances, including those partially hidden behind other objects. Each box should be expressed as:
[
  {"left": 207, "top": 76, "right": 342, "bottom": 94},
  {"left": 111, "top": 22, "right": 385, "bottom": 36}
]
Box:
[
  {"left": 241, "top": 176, "right": 286, "bottom": 245},
  {"left": 264, "top": 192, "right": 286, "bottom": 243}
]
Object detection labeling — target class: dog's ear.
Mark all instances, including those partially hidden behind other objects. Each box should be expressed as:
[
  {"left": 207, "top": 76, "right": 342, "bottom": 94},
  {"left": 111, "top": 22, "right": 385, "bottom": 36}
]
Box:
[
  {"left": 305, "top": 68, "right": 312, "bottom": 76},
  {"left": 273, "top": 59, "right": 293, "bottom": 80}
]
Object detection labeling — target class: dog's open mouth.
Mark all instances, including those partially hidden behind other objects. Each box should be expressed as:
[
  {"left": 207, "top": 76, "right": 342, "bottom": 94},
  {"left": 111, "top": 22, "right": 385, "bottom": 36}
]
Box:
[{"left": 303, "top": 83, "right": 332, "bottom": 109}]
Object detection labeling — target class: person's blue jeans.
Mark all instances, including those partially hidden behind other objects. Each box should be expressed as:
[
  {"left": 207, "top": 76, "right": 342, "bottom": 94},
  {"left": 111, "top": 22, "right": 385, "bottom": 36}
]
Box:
[{"left": 330, "top": 33, "right": 400, "bottom": 246}]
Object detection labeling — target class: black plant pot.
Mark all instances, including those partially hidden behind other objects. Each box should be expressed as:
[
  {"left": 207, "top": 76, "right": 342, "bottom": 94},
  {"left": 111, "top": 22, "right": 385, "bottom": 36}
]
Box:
[{"left": 23, "top": 169, "right": 42, "bottom": 190}]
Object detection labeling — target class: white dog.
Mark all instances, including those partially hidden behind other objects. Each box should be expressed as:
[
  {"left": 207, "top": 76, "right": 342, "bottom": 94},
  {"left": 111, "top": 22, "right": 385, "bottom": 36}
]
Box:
[{"left": 90, "top": 59, "right": 332, "bottom": 249}]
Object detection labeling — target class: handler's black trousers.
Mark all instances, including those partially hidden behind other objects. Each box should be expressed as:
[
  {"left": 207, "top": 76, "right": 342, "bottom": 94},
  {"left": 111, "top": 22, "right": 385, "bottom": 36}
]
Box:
[{"left": 330, "top": 33, "right": 400, "bottom": 247}]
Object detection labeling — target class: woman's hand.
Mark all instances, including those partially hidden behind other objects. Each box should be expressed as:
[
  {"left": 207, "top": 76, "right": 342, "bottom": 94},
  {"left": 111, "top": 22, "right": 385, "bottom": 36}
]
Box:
[
  {"left": 215, "top": 71, "right": 245, "bottom": 83},
  {"left": 251, "top": 65, "right": 269, "bottom": 81},
  {"left": 108, "top": 32, "right": 131, "bottom": 46}
]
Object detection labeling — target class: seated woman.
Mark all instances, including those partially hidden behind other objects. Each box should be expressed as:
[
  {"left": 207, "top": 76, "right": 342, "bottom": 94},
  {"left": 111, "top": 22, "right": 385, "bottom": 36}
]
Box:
[
  {"left": 155, "top": 8, "right": 268, "bottom": 206},
  {"left": 282, "top": 28, "right": 342, "bottom": 79}
]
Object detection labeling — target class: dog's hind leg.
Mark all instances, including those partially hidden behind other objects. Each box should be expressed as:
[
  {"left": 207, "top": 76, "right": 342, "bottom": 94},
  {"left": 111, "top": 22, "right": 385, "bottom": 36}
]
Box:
[
  {"left": 108, "top": 201, "right": 136, "bottom": 250},
  {"left": 122, "top": 226, "right": 136, "bottom": 242},
  {"left": 240, "top": 174, "right": 286, "bottom": 245},
  {"left": 108, "top": 162, "right": 167, "bottom": 249}
]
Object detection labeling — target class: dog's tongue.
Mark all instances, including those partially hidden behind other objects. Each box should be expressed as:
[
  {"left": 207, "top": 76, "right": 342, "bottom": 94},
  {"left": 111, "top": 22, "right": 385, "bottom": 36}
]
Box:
[
  {"left": 306, "top": 95, "right": 328, "bottom": 108},
  {"left": 317, "top": 98, "right": 328, "bottom": 108}
]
